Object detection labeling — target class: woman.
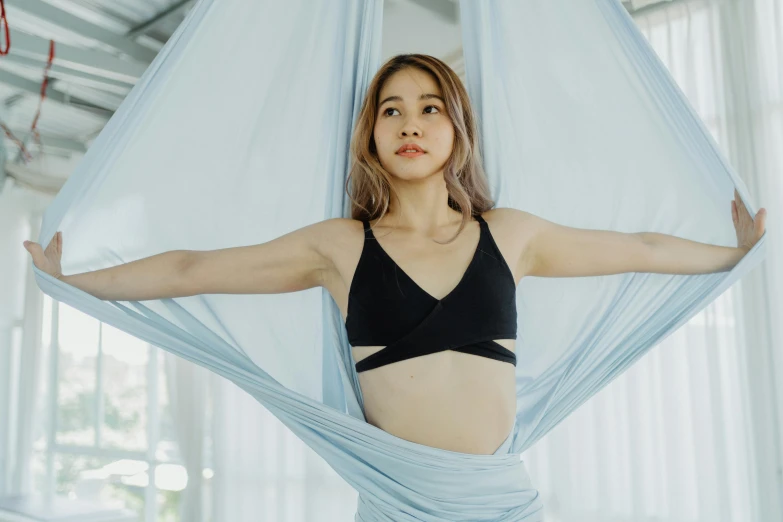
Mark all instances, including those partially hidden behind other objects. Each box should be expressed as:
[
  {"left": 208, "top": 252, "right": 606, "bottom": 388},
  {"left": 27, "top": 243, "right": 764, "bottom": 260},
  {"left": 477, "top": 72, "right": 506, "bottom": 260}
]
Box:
[{"left": 23, "top": 54, "right": 766, "bottom": 457}]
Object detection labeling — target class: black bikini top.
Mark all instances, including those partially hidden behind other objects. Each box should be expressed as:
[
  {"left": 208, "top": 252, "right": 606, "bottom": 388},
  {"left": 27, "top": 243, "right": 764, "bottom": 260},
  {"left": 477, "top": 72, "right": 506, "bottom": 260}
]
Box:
[{"left": 345, "top": 213, "right": 518, "bottom": 373}]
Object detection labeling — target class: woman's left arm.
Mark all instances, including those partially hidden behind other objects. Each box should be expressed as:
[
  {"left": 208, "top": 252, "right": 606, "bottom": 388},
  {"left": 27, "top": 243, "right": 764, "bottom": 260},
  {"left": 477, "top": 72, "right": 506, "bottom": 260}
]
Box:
[
  {"left": 638, "top": 189, "right": 766, "bottom": 274},
  {"left": 515, "top": 189, "right": 766, "bottom": 278}
]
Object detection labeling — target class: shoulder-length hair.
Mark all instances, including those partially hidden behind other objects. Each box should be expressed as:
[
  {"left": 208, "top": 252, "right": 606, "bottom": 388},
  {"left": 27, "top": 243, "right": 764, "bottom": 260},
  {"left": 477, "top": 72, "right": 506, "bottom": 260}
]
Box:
[{"left": 345, "top": 53, "right": 495, "bottom": 244}]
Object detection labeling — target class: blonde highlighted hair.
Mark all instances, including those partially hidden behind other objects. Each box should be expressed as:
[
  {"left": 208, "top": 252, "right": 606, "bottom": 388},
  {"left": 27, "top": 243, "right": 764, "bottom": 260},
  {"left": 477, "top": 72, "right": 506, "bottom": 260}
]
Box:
[{"left": 345, "top": 54, "right": 495, "bottom": 244}]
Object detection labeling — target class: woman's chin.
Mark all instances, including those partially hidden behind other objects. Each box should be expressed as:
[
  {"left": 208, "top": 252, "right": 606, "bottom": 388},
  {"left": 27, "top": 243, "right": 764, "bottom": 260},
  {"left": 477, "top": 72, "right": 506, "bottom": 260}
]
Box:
[{"left": 390, "top": 170, "right": 440, "bottom": 182}]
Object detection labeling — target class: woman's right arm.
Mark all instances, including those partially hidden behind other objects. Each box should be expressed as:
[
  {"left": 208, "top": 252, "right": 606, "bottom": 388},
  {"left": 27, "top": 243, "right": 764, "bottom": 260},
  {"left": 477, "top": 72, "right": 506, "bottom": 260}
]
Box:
[
  {"left": 24, "top": 219, "right": 343, "bottom": 301},
  {"left": 61, "top": 250, "right": 193, "bottom": 301},
  {"left": 180, "top": 218, "right": 341, "bottom": 296}
]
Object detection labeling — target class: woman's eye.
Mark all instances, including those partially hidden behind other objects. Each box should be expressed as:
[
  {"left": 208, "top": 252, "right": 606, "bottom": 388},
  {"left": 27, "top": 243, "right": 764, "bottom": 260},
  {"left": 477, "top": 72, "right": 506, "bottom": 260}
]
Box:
[{"left": 383, "top": 105, "right": 440, "bottom": 116}]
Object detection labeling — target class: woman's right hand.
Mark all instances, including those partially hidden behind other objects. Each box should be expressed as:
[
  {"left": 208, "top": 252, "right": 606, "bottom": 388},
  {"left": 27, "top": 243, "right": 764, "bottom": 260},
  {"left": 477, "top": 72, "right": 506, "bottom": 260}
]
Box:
[{"left": 23, "top": 231, "right": 64, "bottom": 280}]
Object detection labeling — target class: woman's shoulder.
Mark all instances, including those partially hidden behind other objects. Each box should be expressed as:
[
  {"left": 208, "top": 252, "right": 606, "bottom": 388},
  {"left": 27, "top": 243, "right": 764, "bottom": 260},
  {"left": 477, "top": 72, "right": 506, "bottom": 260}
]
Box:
[
  {"left": 312, "top": 217, "right": 366, "bottom": 243},
  {"left": 312, "top": 217, "right": 367, "bottom": 256},
  {"left": 481, "top": 207, "right": 538, "bottom": 277},
  {"left": 482, "top": 206, "right": 535, "bottom": 228},
  {"left": 315, "top": 216, "right": 365, "bottom": 229},
  {"left": 311, "top": 217, "right": 370, "bottom": 300}
]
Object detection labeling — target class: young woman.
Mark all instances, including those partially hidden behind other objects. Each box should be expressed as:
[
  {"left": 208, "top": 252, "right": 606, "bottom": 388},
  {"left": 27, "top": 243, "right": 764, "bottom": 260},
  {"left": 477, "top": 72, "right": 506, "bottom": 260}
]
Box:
[{"left": 24, "top": 54, "right": 765, "bottom": 456}]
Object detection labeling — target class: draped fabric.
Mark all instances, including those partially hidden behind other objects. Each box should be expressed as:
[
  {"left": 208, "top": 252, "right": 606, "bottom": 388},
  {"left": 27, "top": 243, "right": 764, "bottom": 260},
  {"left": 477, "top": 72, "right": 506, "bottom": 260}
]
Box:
[
  {"left": 459, "top": 0, "right": 768, "bottom": 456},
  {"left": 30, "top": 0, "right": 767, "bottom": 519},
  {"left": 522, "top": 3, "right": 783, "bottom": 520}
]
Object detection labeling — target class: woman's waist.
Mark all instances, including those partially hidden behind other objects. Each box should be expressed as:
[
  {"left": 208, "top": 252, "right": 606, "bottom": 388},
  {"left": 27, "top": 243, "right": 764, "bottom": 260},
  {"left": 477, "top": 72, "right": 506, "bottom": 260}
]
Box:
[{"left": 358, "top": 352, "right": 517, "bottom": 454}]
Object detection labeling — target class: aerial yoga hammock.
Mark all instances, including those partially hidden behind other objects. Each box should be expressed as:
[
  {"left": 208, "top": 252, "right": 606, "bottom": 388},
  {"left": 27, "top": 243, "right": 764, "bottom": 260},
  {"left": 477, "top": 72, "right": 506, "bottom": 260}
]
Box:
[{"left": 30, "top": 0, "right": 767, "bottom": 520}]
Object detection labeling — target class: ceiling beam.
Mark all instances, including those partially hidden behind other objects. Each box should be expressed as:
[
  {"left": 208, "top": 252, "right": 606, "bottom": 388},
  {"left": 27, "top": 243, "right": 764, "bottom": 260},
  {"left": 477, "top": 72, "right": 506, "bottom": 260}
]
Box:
[
  {"left": 628, "top": 0, "right": 684, "bottom": 17},
  {"left": 406, "top": 0, "right": 458, "bottom": 24},
  {"left": 6, "top": 0, "right": 157, "bottom": 63},
  {"left": 4, "top": 129, "right": 87, "bottom": 153},
  {"left": 1, "top": 55, "right": 134, "bottom": 94},
  {"left": 0, "top": 71, "right": 117, "bottom": 115},
  {"left": 3, "top": 94, "right": 25, "bottom": 108},
  {"left": 127, "top": 0, "right": 194, "bottom": 38},
  {"left": 4, "top": 162, "right": 65, "bottom": 195},
  {"left": 9, "top": 30, "right": 146, "bottom": 83}
]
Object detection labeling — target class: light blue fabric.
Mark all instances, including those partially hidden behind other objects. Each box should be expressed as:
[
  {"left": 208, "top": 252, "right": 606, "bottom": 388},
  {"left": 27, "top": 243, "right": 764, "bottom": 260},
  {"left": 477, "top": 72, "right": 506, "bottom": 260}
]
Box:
[{"left": 31, "top": 0, "right": 767, "bottom": 520}]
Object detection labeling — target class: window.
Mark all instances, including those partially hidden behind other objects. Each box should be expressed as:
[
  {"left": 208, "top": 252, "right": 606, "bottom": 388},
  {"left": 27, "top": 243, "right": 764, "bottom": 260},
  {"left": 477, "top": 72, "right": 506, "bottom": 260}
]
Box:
[{"left": 31, "top": 295, "right": 213, "bottom": 522}]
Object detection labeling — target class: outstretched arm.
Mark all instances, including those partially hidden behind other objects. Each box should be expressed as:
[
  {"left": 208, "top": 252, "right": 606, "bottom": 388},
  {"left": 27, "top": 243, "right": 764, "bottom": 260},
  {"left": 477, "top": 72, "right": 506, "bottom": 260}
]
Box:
[
  {"left": 26, "top": 219, "right": 342, "bottom": 301},
  {"left": 513, "top": 191, "right": 765, "bottom": 278},
  {"left": 181, "top": 218, "right": 342, "bottom": 296}
]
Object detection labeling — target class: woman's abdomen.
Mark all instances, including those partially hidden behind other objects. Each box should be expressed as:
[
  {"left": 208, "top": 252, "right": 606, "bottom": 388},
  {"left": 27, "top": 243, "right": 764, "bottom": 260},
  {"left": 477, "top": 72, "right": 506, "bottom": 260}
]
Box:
[{"left": 353, "top": 341, "right": 517, "bottom": 455}]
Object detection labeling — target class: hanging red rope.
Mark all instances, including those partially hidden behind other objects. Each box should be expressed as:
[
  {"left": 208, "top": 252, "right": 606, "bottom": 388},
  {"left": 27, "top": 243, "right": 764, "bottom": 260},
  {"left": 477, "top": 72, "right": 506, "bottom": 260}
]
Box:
[
  {"left": 0, "top": 0, "right": 25, "bottom": 161},
  {"left": 29, "top": 39, "right": 55, "bottom": 149},
  {"left": 0, "top": 122, "right": 32, "bottom": 161},
  {"left": 0, "top": 39, "right": 55, "bottom": 163},
  {"left": 0, "top": 1, "right": 56, "bottom": 163},
  {"left": 0, "top": 0, "right": 9, "bottom": 56}
]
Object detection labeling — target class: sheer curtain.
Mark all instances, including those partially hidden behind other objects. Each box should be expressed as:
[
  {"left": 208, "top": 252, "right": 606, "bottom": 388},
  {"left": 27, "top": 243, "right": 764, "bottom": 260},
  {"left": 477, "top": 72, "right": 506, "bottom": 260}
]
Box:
[
  {"left": 163, "top": 352, "right": 209, "bottom": 522},
  {"left": 0, "top": 184, "right": 51, "bottom": 496},
  {"left": 746, "top": 2, "right": 783, "bottom": 509},
  {"left": 520, "top": 1, "right": 783, "bottom": 521},
  {"left": 211, "top": 376, "right": 358, "bottom": 522}
]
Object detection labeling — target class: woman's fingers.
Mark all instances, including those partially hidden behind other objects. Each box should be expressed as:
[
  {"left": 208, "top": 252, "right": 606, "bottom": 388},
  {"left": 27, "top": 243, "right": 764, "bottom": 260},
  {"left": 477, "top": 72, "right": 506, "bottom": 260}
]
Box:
[
  {"left": 756, "top": 208, "right": 767, "bottom": 234},
  {"left": 24, "top": 231, "right": 63, "bottom": 267},
  {"left": 42, "top": 232, "right": 61, "bottom": 257},
  {"left": 24, "top": 241, "right": 43, "bottom": 266},
  {"left": 733, "top": 189, "right": 757, "bottom": 225},
  {"left": 44, "top": 236, "right": 55, "bottom": 255}
]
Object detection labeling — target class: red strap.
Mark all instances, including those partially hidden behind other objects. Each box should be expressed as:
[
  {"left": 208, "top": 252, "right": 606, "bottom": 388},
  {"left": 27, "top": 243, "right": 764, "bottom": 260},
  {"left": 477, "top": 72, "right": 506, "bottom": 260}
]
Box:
[
  {"left": 0, "top": 39, "right": 54, "bottom": 163},
  {"left": 0, "top": 0, "right": 9, "bottom": 56},
  {"left": 30, "top": 40, "right": 55, "bottom": 140},
  {"left": 0, "top": 122, "right": 32, "bottom": 161}
]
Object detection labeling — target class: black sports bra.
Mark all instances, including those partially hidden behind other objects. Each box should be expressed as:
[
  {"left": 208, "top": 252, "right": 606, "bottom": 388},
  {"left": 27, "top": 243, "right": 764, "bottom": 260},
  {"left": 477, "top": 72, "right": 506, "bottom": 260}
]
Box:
[{"left": 345, "top": 213, "right": 518, "bottom": 373}]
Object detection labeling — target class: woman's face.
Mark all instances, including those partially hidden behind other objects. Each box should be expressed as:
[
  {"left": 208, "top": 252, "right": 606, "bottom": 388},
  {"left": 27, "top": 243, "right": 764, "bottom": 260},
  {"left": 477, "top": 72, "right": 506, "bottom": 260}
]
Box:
[{"left": 373, "top": 68, "right": 454, "bottom": 182}]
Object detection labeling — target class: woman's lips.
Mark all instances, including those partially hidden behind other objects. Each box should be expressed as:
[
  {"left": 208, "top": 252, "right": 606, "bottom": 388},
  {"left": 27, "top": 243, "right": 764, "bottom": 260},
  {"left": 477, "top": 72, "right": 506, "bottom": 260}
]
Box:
[{"left": 397, "top": 151, "right": 425, "bottom": 158}]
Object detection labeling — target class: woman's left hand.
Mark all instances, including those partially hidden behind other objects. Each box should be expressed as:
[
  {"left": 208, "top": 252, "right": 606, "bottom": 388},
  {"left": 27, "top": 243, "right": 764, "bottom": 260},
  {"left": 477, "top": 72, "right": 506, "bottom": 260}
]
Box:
[{"left": 732, "top": 188, "right": 766, "bottom": 253}]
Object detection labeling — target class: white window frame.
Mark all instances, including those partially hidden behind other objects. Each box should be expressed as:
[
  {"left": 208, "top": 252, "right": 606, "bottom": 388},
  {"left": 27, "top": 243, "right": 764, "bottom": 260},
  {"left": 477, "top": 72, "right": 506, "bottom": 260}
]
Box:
[{"left": 42, "top": 297, "right": 171, "bottom": 522}]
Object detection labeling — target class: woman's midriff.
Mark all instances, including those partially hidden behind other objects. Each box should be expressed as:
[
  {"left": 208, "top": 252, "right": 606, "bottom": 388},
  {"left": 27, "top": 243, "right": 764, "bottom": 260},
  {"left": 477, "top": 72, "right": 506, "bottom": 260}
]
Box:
[{"left": 352, "top": 339, "right": 517, "bottom": 455}]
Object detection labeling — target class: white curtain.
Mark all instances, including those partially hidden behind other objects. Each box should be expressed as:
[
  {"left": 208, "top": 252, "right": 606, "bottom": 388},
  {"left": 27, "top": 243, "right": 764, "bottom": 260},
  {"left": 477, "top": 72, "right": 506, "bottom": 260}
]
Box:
[
  {"left": 0, "top": 182, "right": 51, "bottom": 496},
  {"left": 520, "top": 1, "right": 783, "bottom": 521},
  {"left": 163, "top": 351, "right": 209, "bottom": 522},
  {"left": 211, "top": 376, "right": 358, "bottom": 522}
]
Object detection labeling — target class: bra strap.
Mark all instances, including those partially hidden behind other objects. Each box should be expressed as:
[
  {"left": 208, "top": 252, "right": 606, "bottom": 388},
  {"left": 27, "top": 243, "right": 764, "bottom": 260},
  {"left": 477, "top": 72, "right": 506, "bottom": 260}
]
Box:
[
  {"left": 475, "top": 213, "right": 487, "bottom": 226},
  {"left": 362, "top": 219, "right": 373, "bottom": 238}
]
